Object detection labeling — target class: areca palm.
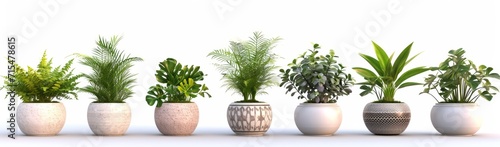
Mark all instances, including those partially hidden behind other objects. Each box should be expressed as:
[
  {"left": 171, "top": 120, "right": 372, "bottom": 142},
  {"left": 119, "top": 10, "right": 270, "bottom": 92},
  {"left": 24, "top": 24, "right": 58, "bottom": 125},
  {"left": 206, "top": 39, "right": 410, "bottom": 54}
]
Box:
[
  {"left": 208, "top": 32, "right": 280, "bottom": 102},
  {"left": 76, "top": 36, "right": 143, "bottom": 103}
]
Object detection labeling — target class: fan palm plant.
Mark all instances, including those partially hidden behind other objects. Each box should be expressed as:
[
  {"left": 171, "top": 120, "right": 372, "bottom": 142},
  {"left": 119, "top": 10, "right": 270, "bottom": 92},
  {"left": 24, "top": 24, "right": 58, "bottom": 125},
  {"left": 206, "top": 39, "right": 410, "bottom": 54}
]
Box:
[
  {"left": 75, "top": 35, "right": 143, "bottom": 103},
  {"left": 208, "top": 31, "right": 280, "bottom": 102},
  {"left": 353, "top": 41, "right": 429, "bottom": 102}
]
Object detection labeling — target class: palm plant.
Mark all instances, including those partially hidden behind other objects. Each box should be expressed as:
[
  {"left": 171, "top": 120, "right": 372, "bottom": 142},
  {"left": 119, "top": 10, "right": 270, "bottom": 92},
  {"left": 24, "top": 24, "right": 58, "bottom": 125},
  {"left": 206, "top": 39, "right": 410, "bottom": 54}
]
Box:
[
  {"left": 2, "top": 50, "right": 82, "bottom": 102},
  {"left": 208, "top": 32, "right": 280, "bottom": 102},
  {"left": 421, "top": 48, "right": 500, "bottom": 103},
  {"left": 353, "top": 41, "right": 428, "bottom": 102},
  {"left": 76, "top": 36, "right": 143, "bottom": 103}
]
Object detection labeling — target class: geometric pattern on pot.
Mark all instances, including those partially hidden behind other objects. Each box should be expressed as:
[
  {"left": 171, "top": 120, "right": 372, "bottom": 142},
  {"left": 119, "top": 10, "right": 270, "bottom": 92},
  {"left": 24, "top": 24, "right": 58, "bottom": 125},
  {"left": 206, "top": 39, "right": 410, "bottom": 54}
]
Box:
[
  {"left": 363, "top": 103, "right": 411, "bottom": 135},
  {"left": 227, "top": 102, "right": 272, "bottom": 136}
]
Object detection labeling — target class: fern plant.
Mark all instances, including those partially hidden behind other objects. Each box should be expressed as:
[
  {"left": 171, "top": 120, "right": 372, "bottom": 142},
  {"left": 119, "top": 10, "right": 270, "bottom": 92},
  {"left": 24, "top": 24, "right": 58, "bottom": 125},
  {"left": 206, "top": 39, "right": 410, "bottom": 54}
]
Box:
[
  {"left": 353, "top": 41, "right": 429, "bottom": 103},
  {"left": 421, "top": 48, "right": 500, "bottom": 103},
  {"left": 145, "top": 58, "right": 211, "bottom": 107},
  {"left": 208, "top": 32, "right": 281, "bottom": 102},
  {"left": 280, "top": 43, "right": 354, "bottom": 103},
  {"left": 2, "top": 50, "right": 82, "bottom": 103},
  {"left": 75, "top": 36, "right": 143, "bottom": 103}
]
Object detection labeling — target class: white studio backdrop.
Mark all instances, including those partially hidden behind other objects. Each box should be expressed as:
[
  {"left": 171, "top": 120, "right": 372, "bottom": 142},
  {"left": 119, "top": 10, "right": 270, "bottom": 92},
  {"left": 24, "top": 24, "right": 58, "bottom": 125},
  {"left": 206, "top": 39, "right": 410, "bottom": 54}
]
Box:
[{"left": 1, "top": 0, "right": 500, "bottom": 145}]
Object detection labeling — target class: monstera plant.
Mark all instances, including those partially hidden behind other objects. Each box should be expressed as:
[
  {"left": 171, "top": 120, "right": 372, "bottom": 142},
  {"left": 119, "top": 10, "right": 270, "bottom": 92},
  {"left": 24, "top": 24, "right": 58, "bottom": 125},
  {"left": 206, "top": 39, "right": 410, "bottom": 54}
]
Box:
[{"left": 146, "top": 58, "right": 210, "bottom": 136}]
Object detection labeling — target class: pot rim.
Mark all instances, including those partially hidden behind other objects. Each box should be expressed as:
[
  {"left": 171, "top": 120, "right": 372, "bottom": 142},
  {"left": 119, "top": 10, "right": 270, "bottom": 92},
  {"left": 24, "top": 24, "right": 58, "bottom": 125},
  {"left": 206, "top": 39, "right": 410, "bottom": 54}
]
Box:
[
  {"left": 229, "top": 102, "right": 269, "bottom": 106},
  {"left": 298, "top": 103, "right": 339, "bottom": 106},
  {"left": 433, "top": 103, "right": 479, "bottom": 106}
]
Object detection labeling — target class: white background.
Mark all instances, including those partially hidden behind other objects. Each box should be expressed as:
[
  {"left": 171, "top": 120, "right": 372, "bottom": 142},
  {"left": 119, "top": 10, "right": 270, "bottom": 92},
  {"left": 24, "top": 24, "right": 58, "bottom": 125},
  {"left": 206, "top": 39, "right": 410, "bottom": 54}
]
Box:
[{"left": 1, "top": 0, "right": 500, "bottom": 146}]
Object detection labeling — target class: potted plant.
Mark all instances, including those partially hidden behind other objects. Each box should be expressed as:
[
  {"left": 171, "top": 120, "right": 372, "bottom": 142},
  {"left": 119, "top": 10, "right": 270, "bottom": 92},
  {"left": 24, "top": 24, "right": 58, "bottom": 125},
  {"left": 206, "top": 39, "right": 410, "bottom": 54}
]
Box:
[
  {"left": 279, "top": 43, "right": 354, "bottom": 135},
  {"left": 208, "top": 31, "right": 280, "bottom": 136},
  {"left": 1, "top": 50, "right": 82, "bottom": 136},
  {"left": 420, "top": 48, "right": 499, "bottom": 135},
  {"left": 353, "top": 41, "right": 428, "bottom": 135},
  {"left": 145, "top": 58, "right": 211, "bottom": 136},
  {"left": 75, "top": 36, "right": 143, "bottom": 136}
]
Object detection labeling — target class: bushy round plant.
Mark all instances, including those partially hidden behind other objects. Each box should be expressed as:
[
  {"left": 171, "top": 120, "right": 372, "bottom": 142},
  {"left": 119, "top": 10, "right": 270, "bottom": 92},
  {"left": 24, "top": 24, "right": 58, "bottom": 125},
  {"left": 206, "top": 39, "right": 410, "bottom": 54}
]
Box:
[
  {"left": 421, "top": 48, "right": 500, "bottom": 103},
  {"left": 279, "top": 43, "right": 354, "bottom": 103}
]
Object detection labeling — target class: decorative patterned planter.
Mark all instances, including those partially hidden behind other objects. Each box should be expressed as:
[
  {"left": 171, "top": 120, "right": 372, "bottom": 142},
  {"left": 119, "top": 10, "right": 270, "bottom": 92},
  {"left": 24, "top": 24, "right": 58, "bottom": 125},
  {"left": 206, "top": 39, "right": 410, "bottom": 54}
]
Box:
[
  {"left": 363, "top": 102, "right": 411, "bottom": 135},
  {"left": 431, "top": 103, "right": 483, "bottom": 135},
  {"left": 294, "top": 103, "right": 342, "bottom": 135},
  {"left": 227, "top": 102, "right": 272, "bottom": 136},
  {"left": 155, "top": 103, "right": 199, "bottom": 135},
  {"left": 17, "top": 102, "right": 66, "bottom": 136},
  {"left": 87, "top": 103, "right": 131, "bottom": 136}
]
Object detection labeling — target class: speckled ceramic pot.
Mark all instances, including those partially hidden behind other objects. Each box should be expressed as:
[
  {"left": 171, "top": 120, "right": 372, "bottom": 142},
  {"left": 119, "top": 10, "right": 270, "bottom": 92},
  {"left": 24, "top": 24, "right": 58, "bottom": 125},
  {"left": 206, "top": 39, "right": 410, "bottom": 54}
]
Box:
[
  {"left": 17, "top": 102, "right": 66, "bottom": 136},
  {"left": 154, "top": 103, "right": 199, "bottom": 135},
  {"left": 227, "top": 102, "right": 272, "bottom": 136},
  {"left": 294, "top": 103, "right": 342, "bottom": 135},
  {"left": 431, "top": 103, "right": 483, "bottom": 135},
  {"left": 363, "top": 102, "right": 411, "bottom": 135},
  {"left": 87, "top": 103, "right": 131, "bottom": 136}
]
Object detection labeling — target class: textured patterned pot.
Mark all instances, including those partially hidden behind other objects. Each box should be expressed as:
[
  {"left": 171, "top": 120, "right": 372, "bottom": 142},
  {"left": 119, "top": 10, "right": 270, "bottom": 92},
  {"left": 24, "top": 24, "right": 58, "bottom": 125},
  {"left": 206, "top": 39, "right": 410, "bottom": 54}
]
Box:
[
  {"left": 17, "top": 102, "right": 66, "bottom": 136},
  {"left": 155, "top": 103, "right": 199, "bottom": 135},
  {"left": 431, "top": 103, "right": 483, "bottom": 135},
  {"left": 363, "top": 102, "right": 411, "bottom": 135},
  {"left": 227, "top": 102, "right": 272, "bottom": 136},
  {"left": 87, "top": 103, "right": 131, "bottom": 136},
  {"left": 294, "top": 103, "right": 342, "bottom": 135}
]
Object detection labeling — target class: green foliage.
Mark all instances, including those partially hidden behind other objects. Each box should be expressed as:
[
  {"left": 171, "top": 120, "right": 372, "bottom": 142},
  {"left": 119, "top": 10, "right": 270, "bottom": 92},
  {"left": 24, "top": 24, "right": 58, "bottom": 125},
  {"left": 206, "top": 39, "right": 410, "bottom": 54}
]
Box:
[
  {"left": 2, "top": 50, "right": 82, "bottom": 103},
  {"left": 421, "top": 48, "right": 500, "bottom": 103},
  {"left": 279, "top": 43, "right": 354, "bottom": 103},
  {"left": 353, "top": 41, "right": 429, "bottom": 102},
  {"left": 208, "top": 32, "right": 280, "bottom": 102},
  {"left": 75, "top": 36, "right": 143, "bottom": 103},
  {"left": 145, "top": 58, "right": 211, "bottom": 107}
]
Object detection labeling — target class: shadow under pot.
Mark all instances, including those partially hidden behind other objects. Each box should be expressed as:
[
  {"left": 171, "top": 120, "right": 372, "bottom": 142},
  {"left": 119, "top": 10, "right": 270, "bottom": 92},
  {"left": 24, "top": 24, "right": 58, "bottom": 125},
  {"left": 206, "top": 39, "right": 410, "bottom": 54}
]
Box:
[
  {"left": 430, "top": 103, "right": 483, "bottom": 136},
  {"left": 363, "top": 102, "right": 411, "bottom": 135},
  {"left": 227, "top": 102, "right": 272, "bottom": 136},
  {"left": 87, "top": 103, "right": 131, "bottom": 136},
  {"left": 154, "top": 103, "right": 199, "bottom": 136},
  {"left": 17, "top": 102, "right": 66, "bottom": 136}
]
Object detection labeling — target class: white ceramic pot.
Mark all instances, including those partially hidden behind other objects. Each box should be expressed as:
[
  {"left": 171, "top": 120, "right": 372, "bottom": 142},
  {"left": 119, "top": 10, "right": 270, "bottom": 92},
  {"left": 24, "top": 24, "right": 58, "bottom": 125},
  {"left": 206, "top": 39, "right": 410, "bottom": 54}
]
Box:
[
  {"left": 294, "top": 103, "right": 342, "bottom": 135},
  {"left": 155, "top": 103, "right": 199, "bottom": 135},
  {"left": 227, "top": 102, "right": 272, "bottom": 136},
  {"left": 431, "top": 103, "right": 483, "bottom": 135},
  {"left": 87, "top": 103, "right": 131, "bottom": 136},
  {"left": 17, "top": 102, "right": 66, "bottom": 136},
  {"left": 363, "top": 102, "right": 411, "bottom": 135}
]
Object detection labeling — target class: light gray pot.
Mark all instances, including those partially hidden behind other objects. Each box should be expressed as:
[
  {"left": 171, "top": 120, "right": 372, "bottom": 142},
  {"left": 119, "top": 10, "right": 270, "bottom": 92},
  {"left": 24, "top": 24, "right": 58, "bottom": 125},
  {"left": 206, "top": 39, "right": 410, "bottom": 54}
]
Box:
[
  {"left": 363, "top": 102, "right": 411, "bottom": 135},
  {"left": 17, "top": 102, "right": 66, "bottom": 136},
  {"left": 155, "top": 103, "right": 199, "bottom": 135},
  {"left": 294, "top": 103, "right": 342, "bottom": 135},
  {"left": 87, "top": 103, "right": 131, "bottom": 136},
  {"left": 431, "top": 103, "right": 483, "bottom": 135},
  {"left": 227, "top": 102, "right": 272, "bottom": 136}
]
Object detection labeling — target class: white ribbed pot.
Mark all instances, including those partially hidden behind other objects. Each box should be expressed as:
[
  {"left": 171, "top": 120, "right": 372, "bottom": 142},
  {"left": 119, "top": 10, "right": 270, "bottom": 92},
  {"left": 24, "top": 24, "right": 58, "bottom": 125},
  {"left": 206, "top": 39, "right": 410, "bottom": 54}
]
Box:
[
  {"left": 227, "top": 102, "right": 272, "bottom": 136},
  {"left": 294, "top": 103, "right": 342, "bottom": 135},
  {"left": 87, "top": 103, "right": 131, "bottom": 136},
  {"left": 431, "top": 103, "right": 483, "bottom": 135},
  {"left": 155, "top": 103, "right": 199, "bottom": 135},
  {"left": 17, "top": 102, "right": 66, "bottom": 136}
]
